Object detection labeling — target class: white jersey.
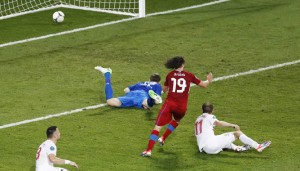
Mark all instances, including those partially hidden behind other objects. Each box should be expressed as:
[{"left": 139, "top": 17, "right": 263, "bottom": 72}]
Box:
[
  {"left": 195, "top": 113, "right": 218, "bottom": 150},
  {"left": 36, "top": 140, "right": 57, "bottom": 171}
]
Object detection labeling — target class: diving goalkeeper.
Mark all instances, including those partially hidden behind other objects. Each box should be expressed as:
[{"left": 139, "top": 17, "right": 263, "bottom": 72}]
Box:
[{"left": 95, "top": 66, "right": 162, "bottom": 110}]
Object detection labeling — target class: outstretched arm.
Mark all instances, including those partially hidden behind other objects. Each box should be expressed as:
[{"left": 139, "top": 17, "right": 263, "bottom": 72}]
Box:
[
  {"left": 198, "top": 72, "right": 213, "bottom": 88},
  {"left": 48, "top": 154, "right": 79, "bottom": 169},
  {"left": 214, "top": 120, "right": 240, "bottom": 131}
]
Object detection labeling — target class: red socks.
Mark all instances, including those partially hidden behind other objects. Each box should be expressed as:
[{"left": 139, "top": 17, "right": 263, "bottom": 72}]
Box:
[
  {"left": 145, "top": 121, "right": 179, "bottom": 151},
  {"left": 146, "top": 130, "right": 159, "bottom": 151},
  {"left": 162, "top": 120, "right": 179, "bottom": 141}
]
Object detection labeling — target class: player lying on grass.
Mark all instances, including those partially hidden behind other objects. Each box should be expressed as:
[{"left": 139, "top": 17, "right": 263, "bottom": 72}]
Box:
[
  {"left": 95, "top": 66, "right": 162, "bottom": 110},
  {"left": 195, "top": 103, "right": 271, "bottom": 154},
  {"left": 141, "top": 56, "right": 213, "bottom": 157},
  {"left": 36, "top": 126, "right": 79, "bottom": 171}
]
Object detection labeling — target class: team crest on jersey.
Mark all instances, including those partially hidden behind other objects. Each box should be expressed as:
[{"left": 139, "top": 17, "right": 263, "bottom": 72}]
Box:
[{"left": 50, "top": 146, "right": 55, "bottom": 151}]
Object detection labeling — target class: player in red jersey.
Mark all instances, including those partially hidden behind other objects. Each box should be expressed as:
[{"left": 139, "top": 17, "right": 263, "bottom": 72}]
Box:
[{"left": 141, "top": 56, "right": 213, "bottom": 157}]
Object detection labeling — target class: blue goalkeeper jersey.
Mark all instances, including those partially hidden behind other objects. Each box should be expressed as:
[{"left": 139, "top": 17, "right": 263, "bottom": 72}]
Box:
[{"left": 128, "top": 81, "right": 162, "bottom": 96}]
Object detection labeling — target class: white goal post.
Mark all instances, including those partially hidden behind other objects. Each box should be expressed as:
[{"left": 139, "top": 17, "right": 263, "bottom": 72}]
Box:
[{"left": 0, "top": 0, "right": 145, "bottom": 20}]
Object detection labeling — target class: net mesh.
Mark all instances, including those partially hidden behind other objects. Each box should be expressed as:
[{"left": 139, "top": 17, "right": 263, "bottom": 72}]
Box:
[
  {"left": 0, "top": 0, "right": 140, "bottom": 19},
  {"left": 62, "top": 0, "right": 138, "bottom": 13},
  {"left": 0, "top": 0, "right": 57, "bottom": 16}
]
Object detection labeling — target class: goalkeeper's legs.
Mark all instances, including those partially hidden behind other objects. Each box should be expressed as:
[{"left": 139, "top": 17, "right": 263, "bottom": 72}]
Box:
[{"left": 95, "top": 66, "right": 121, "bottom": 107}]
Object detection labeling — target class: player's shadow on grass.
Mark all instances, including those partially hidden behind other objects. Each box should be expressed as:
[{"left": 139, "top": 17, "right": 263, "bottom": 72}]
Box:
[
  {"left": 151, "top": 148, "right": 180, "bottom": 170},
  {"left": 145, "top": 110, "right": 156, "bottom": 121},
  {"left": 194, "top": 151, "right": 268, "bottom": 160}
]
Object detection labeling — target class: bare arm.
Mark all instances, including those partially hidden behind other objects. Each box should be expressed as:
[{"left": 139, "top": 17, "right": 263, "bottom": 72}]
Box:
[
  {"left": 162, "top": 86, "right": 169, "bottom": 93},
  {"left": 198, "top": 72, "right": 213, "bottom": 88},
  {"left": 124, "top": 87, "right": 130, "bottom": 94},
  {"left": 214, "top": 120, "right": 240, "bottom": 131},
  {"left": 48, "top": 154, "right": 79, "bottom": 169}
]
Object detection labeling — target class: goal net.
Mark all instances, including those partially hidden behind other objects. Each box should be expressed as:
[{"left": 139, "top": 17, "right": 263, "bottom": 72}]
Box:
[{"left": 0, "top": 0, "right": 145, "bottom": 20}]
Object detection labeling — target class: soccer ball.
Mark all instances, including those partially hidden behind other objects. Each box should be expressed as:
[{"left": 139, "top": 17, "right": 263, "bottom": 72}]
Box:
[{"left": 52, "top": 11, "right": 64, "bottom": 23}]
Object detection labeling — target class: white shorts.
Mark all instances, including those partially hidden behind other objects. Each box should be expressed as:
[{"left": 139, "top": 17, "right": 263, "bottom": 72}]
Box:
[
  {"left": 200, "top": 132, "right": 235, "bottom": 154},
  {"left": 36, "top": 165, "right": 68, "bottom": 171}
]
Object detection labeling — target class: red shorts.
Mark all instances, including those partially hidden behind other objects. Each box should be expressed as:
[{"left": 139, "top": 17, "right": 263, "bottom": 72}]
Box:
[{"left": 155, "top": 100, "right": 187, "bottom": 126}]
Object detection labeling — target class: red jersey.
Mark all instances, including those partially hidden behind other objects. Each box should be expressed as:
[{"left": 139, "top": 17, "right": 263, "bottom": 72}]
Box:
[{"left": 164, "top": 70, "right": 201, "bottom": 106}]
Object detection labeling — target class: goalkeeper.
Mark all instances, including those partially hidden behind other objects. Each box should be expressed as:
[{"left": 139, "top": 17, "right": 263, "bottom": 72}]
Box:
[{"left": 95, "top": 66, "right": 162, "bottom": 110}]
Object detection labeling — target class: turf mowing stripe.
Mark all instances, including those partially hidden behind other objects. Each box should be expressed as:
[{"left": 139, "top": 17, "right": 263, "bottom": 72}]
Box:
[
  {"left": 146, "top": 0, "right": 230, "bottom": 17},
  {"left": 0, "top": 59, "right": 299, "bottom": 130},
  {"left": 0, "top": 0, "right": 229, "bottom": 48}
]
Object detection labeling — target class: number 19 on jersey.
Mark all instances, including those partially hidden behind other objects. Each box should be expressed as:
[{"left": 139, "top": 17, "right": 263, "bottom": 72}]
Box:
[{"left": 171, "top": 78, "right": 187, "bottom": 93}]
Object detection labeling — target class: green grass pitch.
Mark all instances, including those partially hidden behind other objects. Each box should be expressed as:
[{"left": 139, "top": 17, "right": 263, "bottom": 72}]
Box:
[{"left": 0, "top": 0, "right": 299, "bottom": 170}]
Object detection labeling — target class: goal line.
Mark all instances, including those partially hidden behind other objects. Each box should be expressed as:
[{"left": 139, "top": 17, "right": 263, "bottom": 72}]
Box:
[{"left": 0, "top": 0, "right": 230, "bottom": 48}]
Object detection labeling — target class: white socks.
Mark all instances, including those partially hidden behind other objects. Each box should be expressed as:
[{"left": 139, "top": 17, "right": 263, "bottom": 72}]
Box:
[
  {"left": 223, "top": 143, "right": 238, "bottom": 150},
  {"left": 239, "top": 134, "right": 259, "bottom": 149},
  {"left": 230, "top": 143, "right": 238, "bottom": 150}
]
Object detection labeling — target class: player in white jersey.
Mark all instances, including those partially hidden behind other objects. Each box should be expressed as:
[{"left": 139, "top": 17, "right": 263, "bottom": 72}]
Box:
[
  {"left": 195, "top": 103, "right": 271, "bottom": 154},
  {"left": 36, "top": 126, "right": 79, "bottom": 171}
]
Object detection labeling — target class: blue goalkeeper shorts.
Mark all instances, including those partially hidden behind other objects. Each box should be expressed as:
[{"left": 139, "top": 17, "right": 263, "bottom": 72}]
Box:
[{"left": 118, "top": 90, "right": 148, "bottom": 109}]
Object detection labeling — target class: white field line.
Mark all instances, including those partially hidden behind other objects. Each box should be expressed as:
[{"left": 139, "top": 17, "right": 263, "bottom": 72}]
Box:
[
  {"left": 0, "top": 59, "right": 299, "bottom": 130},
  {"left": 0, "top": 0, "right": 229, "bottom": 48},
  {"left": 0, "top": 104, "right": 107, "bottom": 129},
  {"left": 213, "top": 59, "right": 300, "bottom": 81}
]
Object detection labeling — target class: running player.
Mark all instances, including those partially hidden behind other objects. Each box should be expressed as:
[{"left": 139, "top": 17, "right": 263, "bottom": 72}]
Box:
[
  {"left": 95, "top": 66, "right": 162, "bottom": 110},
  {"left": 141, "top": 56, "right": 213, "bottom": 157},
  {"left": 36, "top": 126, "right": 79, "bottom": 171},
  {"left": 195, "top": 102, "right": 271, "bottom": 154}
]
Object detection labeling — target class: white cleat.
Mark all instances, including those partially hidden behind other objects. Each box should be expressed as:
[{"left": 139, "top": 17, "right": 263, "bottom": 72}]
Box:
[
  {"left": 235, "top": 144, "right": 251, "bottom": 152},
  {"left": 95, "top": 66, "right": 112, "bottom": 74},
  {"left": 141, "top": 150, "right": 151, "bottom": 157},
  {"left": 256, "top": 141, "right": 271, "bottom": 152},
  {"left": 158, "top": 137, "right": 165, "bottom": 146}
]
